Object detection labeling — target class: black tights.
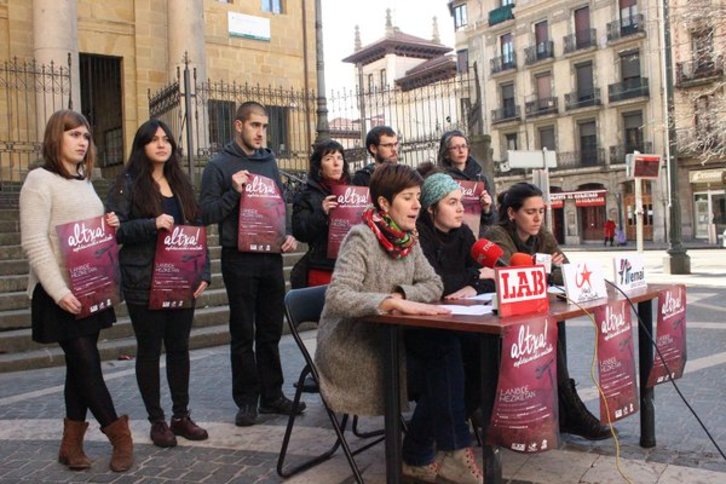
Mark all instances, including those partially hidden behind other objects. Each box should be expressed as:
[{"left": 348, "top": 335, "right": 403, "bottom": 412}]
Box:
[{"left": 58, "top": 333, "right": 118, "bottom": 427}]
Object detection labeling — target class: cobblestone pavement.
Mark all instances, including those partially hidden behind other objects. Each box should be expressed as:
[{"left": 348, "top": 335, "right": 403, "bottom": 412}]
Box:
[{"left": 0, "top": 249, "right": 724, "bottom": 483}]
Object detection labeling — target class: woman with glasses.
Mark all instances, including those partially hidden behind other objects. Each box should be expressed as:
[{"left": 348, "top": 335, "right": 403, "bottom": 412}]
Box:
[{"left": 437, "top": 130, "right": 497, "bottom": 233}]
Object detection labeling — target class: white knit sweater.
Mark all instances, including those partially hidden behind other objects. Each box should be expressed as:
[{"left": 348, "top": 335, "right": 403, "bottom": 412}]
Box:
[{"left": 19, "top": 168, "right": 106, "bottom": 303}]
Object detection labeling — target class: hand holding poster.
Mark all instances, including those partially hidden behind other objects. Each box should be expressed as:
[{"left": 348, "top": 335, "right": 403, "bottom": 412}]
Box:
[
  {"left": 327, "top": 185, "right": 369, "bottom": 259},
  {"left": 149, "top": 225, "right": 207, "bottom": 310},
  {"left": 238, "top": 174, "right": 286, "bottom": 253},
  {"left": 594, "top": 300, "right": 639, "bottom": 423},
  {"left": 56, "top": 215, "right": 120, "bottom": 319},
  {"left": 455, "top": 180, "right": 484, "bottom": 237},
  {"left": 488, "top": 314, "right": 559, "bottom": 453},
  {"left": 647, "top": 285, "right": 687, "bottom": 387}
]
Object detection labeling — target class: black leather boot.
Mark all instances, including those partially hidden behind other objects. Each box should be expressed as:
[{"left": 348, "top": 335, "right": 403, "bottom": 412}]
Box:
[{"left": 559, "top": 378, "right": 613, "bottom": 440}]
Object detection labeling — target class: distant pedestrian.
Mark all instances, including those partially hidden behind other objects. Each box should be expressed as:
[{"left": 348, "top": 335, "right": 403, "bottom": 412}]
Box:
[
  {"left": 20, "top": 110, "right": 132, "bottom": 472},
  {"left": 106, "top": 119, "right": 210, "bottom": 448},
  {"left": 351, "top": 125, "right": 399, "bottom": 186},
  {"left": 615, "top": 226, "right": 627, "bottom": 246},
  {"left": 604, "top": 218, "right": 616, "bottom": 246}
]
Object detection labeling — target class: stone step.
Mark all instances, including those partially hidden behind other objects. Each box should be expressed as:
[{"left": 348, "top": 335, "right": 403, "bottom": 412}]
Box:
[
  {"left": 0, "top": 209, "right": 19, "bottom": 221},
  {"left": 0, "top": 323, "right": 235, "bottom": 374},
  {"left": 0, "top": 274, "right": 26, "bottom": 292},
  {"left": 0, "top": 305, "right": 231, "bottom": 355},
  {"left": 0, "top": 220, "right": 19, "bottom": 232},
  {"left": 0, "top": 260, "right": 28, "bottom": 276},
  {"left": 0, "top": 232, "right": 19, "bottom": 245},
  {"left": 0, "top": 245, "right": 23, "bottom": 260}
]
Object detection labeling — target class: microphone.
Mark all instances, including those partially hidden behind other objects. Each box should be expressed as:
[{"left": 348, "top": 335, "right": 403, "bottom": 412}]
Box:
[
  {"left": 470, "top": 239, "right": 507, "bottom": 268},
  {"left": 510, "top": 253, "right": 535, "bottom": 266}
]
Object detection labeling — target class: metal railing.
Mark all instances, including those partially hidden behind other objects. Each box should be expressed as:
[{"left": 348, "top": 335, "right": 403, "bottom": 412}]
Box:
[
  {"left": 564, "top": 29, "right": 597, "bottom": 54},
  {"left": 607, "top": 14, "right": 645, "bottom": 42},
  {"left": 608, "top": 77, "right": 649, "bottom": 102},
  {"left": 490, "top": 53, "right": 517, "bottom": 74},
  {"left": 524, "top": 41, "right": 554, "bottom": 65},
  {"left": 564, "top": 88, "right": 601, "bottom": 110},
  {"left": 676, "top": 55, "right": 724, "bottom": 86},
  {"left": 558, "top": 148, "right": 606, "bottom": 169},
  {"left": 491, "top": 105, "right": 521, "bottom": 124},
  {"left": 609, "top": 142, "right": 653, "bottom": 164},
  {"left": 525, "top": 96, "right": 558, "bottom": 117},
  {"left": 0, "top": 56, "right": 72, "bottom": 182}
]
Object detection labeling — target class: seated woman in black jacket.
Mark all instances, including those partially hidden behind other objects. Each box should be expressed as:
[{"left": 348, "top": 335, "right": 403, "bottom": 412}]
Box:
[{"left": 291, "top": 140, "right": 351, "bottom": 288}]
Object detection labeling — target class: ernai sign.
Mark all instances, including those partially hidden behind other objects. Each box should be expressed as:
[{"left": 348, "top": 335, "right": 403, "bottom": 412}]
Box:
[
  {"left": 612, "top": 254, "right": 647, "bottom": 292},
  {"left": 495, "top": 265, "right": 550, "bottom": 318},
  {"left": 626, "top": 154, "right": 661, "bottom": 179}
]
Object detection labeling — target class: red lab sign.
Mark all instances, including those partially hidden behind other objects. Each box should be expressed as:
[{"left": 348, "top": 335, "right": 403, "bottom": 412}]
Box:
[{"left": 495, "top": 265, "right": 550, "bottom": 318}]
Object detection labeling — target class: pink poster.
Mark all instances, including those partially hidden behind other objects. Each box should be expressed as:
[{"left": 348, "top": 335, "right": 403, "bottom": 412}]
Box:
[
  {"left": 647, "top": 285, "right": 687, "bottom": 387},
  {"left": 238, "top": 174, "right": 286, "bottom": 253},
  {"left": 55, "top": 215, "right": 120, "bottom": 319},
  {"left": 455, "top": 180, "right": 484, "bottom": 237},
  {"left": 594, "top": 300, "right": 639, "bottom": 423},
  {"left": 327, "top": 185, "right": 370, "bottom": 259},
  {"left": 488, "top": 314, "right": 559, "bottom": 453},
  {"left": 149, "top": 225, "right": 207, "bottom": 310}
]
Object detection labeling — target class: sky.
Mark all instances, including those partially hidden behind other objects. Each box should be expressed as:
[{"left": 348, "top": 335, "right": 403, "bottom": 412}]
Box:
[{"left": 320, "top": 0, "right": 456, "bottom": 92}]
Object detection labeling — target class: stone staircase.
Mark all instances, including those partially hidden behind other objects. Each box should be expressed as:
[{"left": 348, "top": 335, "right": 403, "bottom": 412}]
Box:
[{"left": 0, "top": 190, "right": 305, "bottom": 373}]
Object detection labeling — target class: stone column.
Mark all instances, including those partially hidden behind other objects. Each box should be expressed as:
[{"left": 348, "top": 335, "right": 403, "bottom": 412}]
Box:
[
  {"left": 167, "top": 0, "right": 208, "bottom": 171},
  {"left": 33, "top": 0, "right": 81, "bottom": 118}
]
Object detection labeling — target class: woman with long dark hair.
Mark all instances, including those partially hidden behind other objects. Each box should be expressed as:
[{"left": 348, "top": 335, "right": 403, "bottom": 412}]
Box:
[
  {"left": 291, "top": 139, "right": 351, "bottom": 288},
  {"left": 106, "top": 119, "right": 210, "bottom": 448},
  {"left": 20, "top": 110, "right": 132, "bottom": 472},
  {"left": 485, "top": 182, "right": 612, "bottom": 440}
]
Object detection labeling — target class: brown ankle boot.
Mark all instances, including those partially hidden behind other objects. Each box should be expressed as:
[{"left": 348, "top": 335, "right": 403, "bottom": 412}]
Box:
[
  {"left": 58, "top": 419, "right": 91, "bottom": 470},
  {"left": 101, "top": 415, "right": 133, "bottom": 472}
]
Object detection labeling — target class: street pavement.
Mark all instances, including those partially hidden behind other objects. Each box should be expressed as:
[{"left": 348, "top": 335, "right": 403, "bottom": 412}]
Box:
[{"left": 0, "top": 248, "right": 725, "bottom": 483}]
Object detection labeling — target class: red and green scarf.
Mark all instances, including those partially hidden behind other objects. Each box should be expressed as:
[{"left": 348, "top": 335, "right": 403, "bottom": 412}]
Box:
[{"left": 362, "top": 207, "right": 416, "bottom": 259}]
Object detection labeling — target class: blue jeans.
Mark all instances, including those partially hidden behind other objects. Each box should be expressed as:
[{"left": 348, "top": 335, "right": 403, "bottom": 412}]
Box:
[{"left": 403, "top": 328, "right": 471, "bottom": 466}]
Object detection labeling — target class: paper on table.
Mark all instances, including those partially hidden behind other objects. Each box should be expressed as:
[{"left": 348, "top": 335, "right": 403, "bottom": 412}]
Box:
[
  {"left": 467, "top": 292, "right": 495, "bottom": 302},
  {"left": 437, "top": 304, "right": 493, "bottom": 316}
]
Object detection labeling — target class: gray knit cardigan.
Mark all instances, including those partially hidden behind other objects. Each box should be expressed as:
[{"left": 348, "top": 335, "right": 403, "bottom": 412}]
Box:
[{"left": 314, "top": 224, "right": 443, "bottom": 416}]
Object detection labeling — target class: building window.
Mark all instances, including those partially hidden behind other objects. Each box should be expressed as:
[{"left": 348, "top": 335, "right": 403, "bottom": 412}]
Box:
[
  {"left": 208, "top": 100, "right": 236, "bottom": 148},
  {"left": 367, "top": 73, "right": 374, "bottom": 91},
  {"left": 575, "top": 62, "right": 594, "bottom": 99},
  {"left": 623, "top": 111, "right": 644, "bottom": 153},
  {"left": 261, "top": 0, "right": 283, "bottom": 14},
  {"left": 620, "top": 50, "right": 641, "bottom": 82},
  {"left": 453, "top": 4, "right": 468, "bottom": 30},
  {"left": 619, "top": 0, "right": 637, "bottom": 23},
  {"left": 501, "top": 83, "right": 516, "bottom": 117},
  {"left": 505, "top": 132, "right": 518, "bottom": 151},
  {"left": 380, "top": 69, "right": 387, "bottom": 88},
  {"left": 539, "top": 126, "right": 556, "bottom": 150},
  {"left": 578, "top": 120, "right": 598, "bottom": 166},
  {"left": 534, "top": 20, "right": 549, "bottom": 52},
  {"left": 456, "top": 49, "right": 469, "bottom": 73},
  {"left": 692, "top": 28, "right": 714, "bottom": 67},
  {"left": 574, "top": 6, "right": 591, "bottom": 46},
  {"left": 501, "top": 33, "right": 514, "bottom": 67},
  {"left": 502, "top": 0, "right": 515, "bottom": 6},
  {"left": 267, "top": 105, "right": 289, "bottom": 155}
]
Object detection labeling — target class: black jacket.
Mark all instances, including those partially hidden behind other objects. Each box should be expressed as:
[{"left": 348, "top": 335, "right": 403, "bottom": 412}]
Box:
[
  {"left": 106, "top": 174, "right": 211, "bottom": 305},
  {"left": 351, "top": 163, "right": 375, "bottom": 187},
  {"left": 416, "top": 213, "right": 494, "bottom": 296},
  {"left": 199, "top": 141, "right": 290, "bottom": 248},
  {"left": 292, "top": 178, "right": 335, "bottom": 270},
  {"left": 442, "top": 156, "right": 498, "bottom": 230}
]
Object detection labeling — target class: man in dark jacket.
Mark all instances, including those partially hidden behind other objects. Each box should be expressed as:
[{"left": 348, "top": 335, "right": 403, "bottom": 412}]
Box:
[
  {"left": 199, "top": 101, "right": 305, "bottom": 427},
  {"left": 351, "top": 125, "right": 399, "bottom": 186}
]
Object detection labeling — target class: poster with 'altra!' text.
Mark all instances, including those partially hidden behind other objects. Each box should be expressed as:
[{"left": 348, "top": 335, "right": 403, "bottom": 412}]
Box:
[
  {"left": 238, "top": 174, "right": 286, "bottom": 253},
  {"left": 327, "top": 185, "right": 369, "bottom": 259},
  {"left": 647, "top": 285, "right": 687, "bottom": 387}
]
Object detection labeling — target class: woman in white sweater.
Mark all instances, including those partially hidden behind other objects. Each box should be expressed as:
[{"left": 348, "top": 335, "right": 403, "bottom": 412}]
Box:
[{"left": 19, "top": 110, "right": 132, "bottom": 472}]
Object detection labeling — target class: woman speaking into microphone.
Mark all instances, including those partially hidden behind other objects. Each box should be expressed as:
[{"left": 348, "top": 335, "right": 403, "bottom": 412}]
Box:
[{"left": 484, "top": 182, "right": 612, "bottom": 440}]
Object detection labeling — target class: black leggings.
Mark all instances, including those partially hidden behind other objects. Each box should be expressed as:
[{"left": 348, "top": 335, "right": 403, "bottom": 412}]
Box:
[
  {"left": 58, "top": 333, "right": 118, "bottom": 427},
  {"left": 127, "top": 304, "right": 194, "bottom": 422}
]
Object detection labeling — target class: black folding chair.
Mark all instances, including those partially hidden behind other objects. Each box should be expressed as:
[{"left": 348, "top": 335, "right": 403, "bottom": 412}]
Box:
[{"left": 276, "top": 285, "right": 384, "bottom": 483}]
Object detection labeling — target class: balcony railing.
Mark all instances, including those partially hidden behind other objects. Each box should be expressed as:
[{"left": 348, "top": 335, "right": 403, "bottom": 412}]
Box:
[
  {"left": 525, "top": 96, "right": 558, "bottom": 117},
  {"left": 524, "top": 41, "right": 555, "bottom": 65},
  {"left": 676, "top": 56, "right": 724, "bottom": 86},
  {"left": 558, "top": 148, "right": 607, "bottom": 169},
  {"left": 607, "top": 14, "right": 645, "bottom": 42},
  {"left": 491, "top": 105, "right": 521, "bottom": 124},
  {"left": 609, "top": 142, "right": 653, "bottom": 165},
  {"left": 490, "top": 53, "right": 517, "bottom": 74},
  {"left": 565, "top": 88, "right": 601, "bottom": 110},
  {"left": 564, "top": 29, "right": 597, "bottom": 54},
  {"left": 489, "top": 4, "right": 515, "bottom": 26},
  {"left": 608, "top": 77, "right": 649, "bottom": 102}
]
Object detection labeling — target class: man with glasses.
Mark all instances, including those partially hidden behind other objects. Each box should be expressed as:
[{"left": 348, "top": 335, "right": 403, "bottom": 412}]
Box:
[{"left": 352, "top": 125, "right": 399, "bottom": 186}]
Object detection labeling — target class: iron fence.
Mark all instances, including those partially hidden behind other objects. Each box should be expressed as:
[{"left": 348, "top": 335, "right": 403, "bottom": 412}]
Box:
[{"left": 0, "top": 55, "right": 72, "bottom": 182}]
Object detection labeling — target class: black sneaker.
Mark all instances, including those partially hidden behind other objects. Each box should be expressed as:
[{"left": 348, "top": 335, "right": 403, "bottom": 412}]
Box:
[
  {"left": 259, "top": 396, "right": 306, "bottom": 415},
  {"left": 235, "top": 404, "right": 258, "bottom": 427}
]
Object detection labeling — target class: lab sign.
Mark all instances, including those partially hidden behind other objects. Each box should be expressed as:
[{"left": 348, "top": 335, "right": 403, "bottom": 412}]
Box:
[{"left": 495, "top": 265, "right": 550, "bottom": 318}]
